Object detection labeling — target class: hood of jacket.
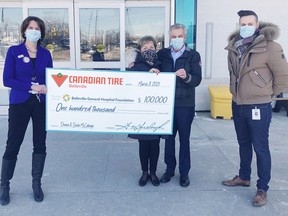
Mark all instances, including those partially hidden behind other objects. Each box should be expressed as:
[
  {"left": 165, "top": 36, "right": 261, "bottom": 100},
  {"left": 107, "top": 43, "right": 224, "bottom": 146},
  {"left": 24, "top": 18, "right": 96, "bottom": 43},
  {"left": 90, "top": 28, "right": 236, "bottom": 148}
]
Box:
[
  {"left": 228, "top": 22, "right": 280, "bottom": 42},
  {"left": 125, "top": 48, "right": 138, "bottom": 68}
]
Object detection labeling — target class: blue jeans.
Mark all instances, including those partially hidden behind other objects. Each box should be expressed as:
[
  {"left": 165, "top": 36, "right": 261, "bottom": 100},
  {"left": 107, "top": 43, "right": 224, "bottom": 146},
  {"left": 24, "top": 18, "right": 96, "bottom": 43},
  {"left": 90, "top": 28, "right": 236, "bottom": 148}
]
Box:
[
  {"left": 164, "top": 106, "right": 195, "bottom": 176},
  {"left": 232, "top": 101, "right": 272, "bottom": 191}
]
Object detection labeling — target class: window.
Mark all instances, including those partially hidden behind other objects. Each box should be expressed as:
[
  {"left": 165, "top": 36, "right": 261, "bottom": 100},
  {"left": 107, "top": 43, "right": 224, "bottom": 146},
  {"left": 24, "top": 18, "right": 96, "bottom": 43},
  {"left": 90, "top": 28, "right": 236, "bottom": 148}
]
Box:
[
  {"left": 79, "top": 8, "right": 120, "bottom": 62},
  {"left": 175, "top": 0, "right": 197, "bottom": 48},
  {"left": 29, "top": 8, "right": 70, "bottom": 62},
  {"left": 0, "top": 7, "right": 23, "bottom": 61},
  {"left": 125, "top": 7, "right": 165, "bottom": 51},
  {"left": 0, "top": 1, "right": 170, "bottom": 70}
]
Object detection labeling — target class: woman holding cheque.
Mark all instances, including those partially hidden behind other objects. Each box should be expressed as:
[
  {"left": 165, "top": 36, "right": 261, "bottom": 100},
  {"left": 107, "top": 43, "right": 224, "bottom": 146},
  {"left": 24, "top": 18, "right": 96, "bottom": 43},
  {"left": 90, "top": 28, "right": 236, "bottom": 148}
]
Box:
[
  {"left": 126, "top": 36, "right": 161, "bottom": 187},
  {"left": 0, "top": 16, "right": 53, "bottom": 205}
]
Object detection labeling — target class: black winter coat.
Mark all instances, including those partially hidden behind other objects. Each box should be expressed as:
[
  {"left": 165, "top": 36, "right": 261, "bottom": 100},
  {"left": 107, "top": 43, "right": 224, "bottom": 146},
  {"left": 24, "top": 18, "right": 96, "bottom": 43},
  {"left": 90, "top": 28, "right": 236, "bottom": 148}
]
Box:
[
  {"left": 157, "top": 46, "right": 202, "bottom": 107},
  {"left": 126, "top": 51, "right": 161, "bottom": 140},
  {"left": 126, "top": 51, "right": 161, "bottom": 72}
]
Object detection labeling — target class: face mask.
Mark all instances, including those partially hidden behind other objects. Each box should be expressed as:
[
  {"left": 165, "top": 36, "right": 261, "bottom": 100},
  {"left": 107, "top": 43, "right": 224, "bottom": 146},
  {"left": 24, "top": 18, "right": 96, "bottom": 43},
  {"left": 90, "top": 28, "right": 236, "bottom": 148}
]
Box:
[
  {"left": 171, "top": 38, "right": 185, "bottom": 50},
  {"left": 141, "top": 49, "right": 157, "bottom": 65},
  {"left": 25, "top": 29, "right": 41, "bottom": 43},
  {"left": 240, "top": 26, "right": 256, "bottom": 39}
]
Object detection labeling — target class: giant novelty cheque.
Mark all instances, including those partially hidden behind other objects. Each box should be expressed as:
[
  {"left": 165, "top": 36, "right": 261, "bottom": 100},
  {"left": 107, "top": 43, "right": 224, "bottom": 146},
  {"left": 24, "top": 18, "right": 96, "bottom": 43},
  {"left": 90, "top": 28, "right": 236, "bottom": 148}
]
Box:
[{"left": 46, "top": 68, "right": 176, "bottom": 134}]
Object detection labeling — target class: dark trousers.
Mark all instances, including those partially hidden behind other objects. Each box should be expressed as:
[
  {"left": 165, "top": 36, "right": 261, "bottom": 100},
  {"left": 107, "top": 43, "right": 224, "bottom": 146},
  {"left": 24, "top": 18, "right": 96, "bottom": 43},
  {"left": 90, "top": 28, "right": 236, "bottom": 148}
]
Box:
[
  {"left": 164, "top": 106, "right": 195, "bottom": 176},
  {"left": 232, "top": 101, "right": 272, "bottom": 191},
  {"left": 273, "top": 93, "right": 288, "bottom": 116},
  {"left": 139, "top": 139, "right": 160, "bottom": 173},
  {"left": 3, "top": 95, "right": 46, "bottom": 160}
]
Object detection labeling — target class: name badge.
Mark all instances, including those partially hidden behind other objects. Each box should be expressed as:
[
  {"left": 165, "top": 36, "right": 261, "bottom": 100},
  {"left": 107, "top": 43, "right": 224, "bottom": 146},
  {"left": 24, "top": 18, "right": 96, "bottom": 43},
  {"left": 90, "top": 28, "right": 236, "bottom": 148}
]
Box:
[
  {"left": 23, "top": 56, "right": 30, "bottom": 63},
  {"left": 252, "top": 108, "right": 261, "bottom": 120}
]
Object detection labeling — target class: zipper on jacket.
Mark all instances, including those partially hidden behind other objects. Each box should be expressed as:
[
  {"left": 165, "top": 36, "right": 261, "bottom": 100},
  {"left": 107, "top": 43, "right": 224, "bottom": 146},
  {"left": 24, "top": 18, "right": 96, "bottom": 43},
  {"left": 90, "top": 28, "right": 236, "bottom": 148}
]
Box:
[
  {"left": 247, "top": 53, "right": 252, "bottom": 67},
  {"left": 235, "top": 79, "right": 238, "bottom": 94},
  {"left": 254, "top": 71, "right": 267, "bottom": 85}
]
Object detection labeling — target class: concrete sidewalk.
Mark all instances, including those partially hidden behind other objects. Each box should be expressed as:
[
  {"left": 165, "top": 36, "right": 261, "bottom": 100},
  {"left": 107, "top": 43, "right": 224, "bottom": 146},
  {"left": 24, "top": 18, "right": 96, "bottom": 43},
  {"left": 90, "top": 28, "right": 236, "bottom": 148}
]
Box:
[{"left": 0, "top": 111, "right": 287, "bottom": 216}]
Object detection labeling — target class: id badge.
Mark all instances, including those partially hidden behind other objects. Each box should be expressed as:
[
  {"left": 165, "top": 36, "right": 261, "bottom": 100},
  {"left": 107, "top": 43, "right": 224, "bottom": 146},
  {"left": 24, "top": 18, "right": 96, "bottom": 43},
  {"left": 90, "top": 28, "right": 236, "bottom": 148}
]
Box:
[{"left": 252, "top": 108, "right": 261, "bottom": 120}]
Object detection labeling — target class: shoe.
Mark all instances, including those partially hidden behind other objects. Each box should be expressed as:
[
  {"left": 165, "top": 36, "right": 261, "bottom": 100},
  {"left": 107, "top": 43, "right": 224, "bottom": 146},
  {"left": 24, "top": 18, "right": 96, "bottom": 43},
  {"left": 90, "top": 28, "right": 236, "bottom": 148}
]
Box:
[
  {"left": 0, "top": 158, "right": 17, "bottom": 206},
  {"left": 160, "top": 172, "right": 174, "bottom": 183},
  {"left": 180, "top": 175, "right": 190, "bottom": 187},
  {"left": 0, "top": 188, "right": 10, "bottom": 206},
  {"left": 32, "top": 153, "right": 46, "bottom": 202},
  {"left": 253, "top": 189, "right": 267, "bottom": 207},
  {"left": 138, "top": 172, "right": 149, "bottom": 187},
  {"left": 222, "top": 175, "right": 250, "bottom": 187},
  {"left": 32, "top": 183, "right": 44, "bottom": 202},
  {"left": 150, "top": 173, "right": 160, "bottom": 186}
]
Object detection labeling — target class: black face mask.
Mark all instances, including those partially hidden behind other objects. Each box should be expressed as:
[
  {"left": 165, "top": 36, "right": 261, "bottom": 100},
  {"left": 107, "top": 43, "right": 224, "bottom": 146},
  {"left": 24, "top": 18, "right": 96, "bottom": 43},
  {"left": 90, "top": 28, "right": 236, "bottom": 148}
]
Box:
[{"left": 141, "top": 49, "right": 157, "bottom": 65}]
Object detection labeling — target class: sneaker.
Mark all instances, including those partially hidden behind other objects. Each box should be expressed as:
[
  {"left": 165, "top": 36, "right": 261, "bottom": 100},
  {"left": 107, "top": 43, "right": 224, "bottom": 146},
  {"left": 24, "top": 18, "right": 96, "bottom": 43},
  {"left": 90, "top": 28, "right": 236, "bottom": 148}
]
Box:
[
  {"left": 222, "top": 175, "right": 250, "bottom": 187},
  {"left": 253, "top": 189, "right": 267, "bottom": 207}
]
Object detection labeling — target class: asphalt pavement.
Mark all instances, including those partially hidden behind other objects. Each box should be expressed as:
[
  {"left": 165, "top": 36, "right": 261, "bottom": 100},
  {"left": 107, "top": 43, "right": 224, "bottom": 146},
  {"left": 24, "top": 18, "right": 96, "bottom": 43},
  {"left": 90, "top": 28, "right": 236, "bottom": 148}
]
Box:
[{"left": 0, "top": 107, "right": 287, "bottom": 216}]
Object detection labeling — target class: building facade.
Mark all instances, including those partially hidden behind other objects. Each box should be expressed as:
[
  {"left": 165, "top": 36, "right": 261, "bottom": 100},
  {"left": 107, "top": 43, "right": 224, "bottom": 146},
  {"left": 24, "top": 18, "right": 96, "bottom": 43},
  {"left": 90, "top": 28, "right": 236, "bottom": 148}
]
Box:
[{"left": 0, "top": 0, "right": 287, "bottom": 110}]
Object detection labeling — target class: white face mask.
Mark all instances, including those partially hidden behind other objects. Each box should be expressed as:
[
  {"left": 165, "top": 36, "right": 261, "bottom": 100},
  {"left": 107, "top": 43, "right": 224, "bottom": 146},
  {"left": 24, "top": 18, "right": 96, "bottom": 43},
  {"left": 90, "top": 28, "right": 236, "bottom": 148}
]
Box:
[
  {"left": 239, "top": 26, "right": 256, "bottom": 38},
  {"left": 25, "top": 29, "right": 41, "bottom": 43},
  {"left": 170, "top": 38, "right": 185, "bottom": 50}
]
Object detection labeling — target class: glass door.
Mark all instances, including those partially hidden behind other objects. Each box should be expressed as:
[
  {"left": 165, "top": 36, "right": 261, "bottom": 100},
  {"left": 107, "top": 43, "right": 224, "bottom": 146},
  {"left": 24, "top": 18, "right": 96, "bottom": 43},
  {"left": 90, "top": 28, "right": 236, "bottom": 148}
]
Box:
[
  {"left": 125, "top": 1, "right": 170, "bottom": 51},
  {"left": 23, "top": 0, "right": 75, "bottom": 68},
  {"left": 0, "top": 3, "right": 23, "bottom": 64},
  {"left": 1, "top": 0, "right": 170, "bottom": 71},
  {"left": 75, "top": 1, "right": 169, "bottom": 71},
  {"left": 74, "top": 1, "right": 125, "bottom": 70}
]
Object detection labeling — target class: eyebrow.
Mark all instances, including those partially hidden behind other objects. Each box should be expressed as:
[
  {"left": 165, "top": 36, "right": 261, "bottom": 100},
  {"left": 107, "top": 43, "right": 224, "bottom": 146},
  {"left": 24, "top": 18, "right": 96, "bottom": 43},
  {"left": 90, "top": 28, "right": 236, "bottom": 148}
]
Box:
[
  {"left": 240, "top": 22, "right": 254, "bottom": 25},
  {"left": 28, "top": 26, "right": 40, "bottom": 29},
  {"left": 171, "top": 34, "right": 184, "bottom": 38}
]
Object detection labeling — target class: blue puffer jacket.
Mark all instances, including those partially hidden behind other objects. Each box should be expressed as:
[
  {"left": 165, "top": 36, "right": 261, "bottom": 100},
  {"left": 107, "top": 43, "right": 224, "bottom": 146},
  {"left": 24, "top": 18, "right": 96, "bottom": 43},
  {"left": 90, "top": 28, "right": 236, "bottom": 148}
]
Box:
[
  {"left": 126, "top": 50, "right": 161, "bottom": 140},
  {"left": 157, "top": 46, "right": 202, "bottom": 107}
]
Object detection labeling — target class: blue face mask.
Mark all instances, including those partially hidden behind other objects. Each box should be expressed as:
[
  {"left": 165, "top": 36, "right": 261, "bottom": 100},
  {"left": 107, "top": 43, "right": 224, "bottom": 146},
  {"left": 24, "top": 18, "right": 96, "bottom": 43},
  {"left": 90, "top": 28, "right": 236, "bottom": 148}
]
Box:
[
  {"left": 171, "top": 38, "right": 185, "bottom": 51},
  {"left": 240, "top": 26, "right": 256, "bottom": 39},
  {"left": 25, "top": 29, "right": 41, "bottom": 43}
]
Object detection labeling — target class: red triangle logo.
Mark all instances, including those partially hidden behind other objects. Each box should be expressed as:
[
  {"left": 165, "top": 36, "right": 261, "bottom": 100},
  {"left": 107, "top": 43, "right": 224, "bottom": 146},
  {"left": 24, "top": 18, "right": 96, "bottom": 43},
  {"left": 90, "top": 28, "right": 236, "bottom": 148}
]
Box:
[{"left": 52, "top": 73, "right": 68, "bottom": 87}]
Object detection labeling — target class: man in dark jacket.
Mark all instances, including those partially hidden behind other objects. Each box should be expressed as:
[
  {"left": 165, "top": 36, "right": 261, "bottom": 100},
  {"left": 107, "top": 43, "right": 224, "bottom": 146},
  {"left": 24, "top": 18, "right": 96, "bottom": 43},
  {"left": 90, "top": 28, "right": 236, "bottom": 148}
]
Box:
[
  {"left": 222, "top": 10, "right": 288, "bottom": 207},
  {"left": 157, "top": 23, "right": 202, "bottom": 187}
]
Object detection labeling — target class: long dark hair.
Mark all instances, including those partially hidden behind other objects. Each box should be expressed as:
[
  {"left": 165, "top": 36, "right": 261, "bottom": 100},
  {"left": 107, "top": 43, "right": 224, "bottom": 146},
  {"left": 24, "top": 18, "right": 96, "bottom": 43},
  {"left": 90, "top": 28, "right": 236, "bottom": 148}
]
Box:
[{"left": 21, "top": 16, "right": 45, "bottom": 45}]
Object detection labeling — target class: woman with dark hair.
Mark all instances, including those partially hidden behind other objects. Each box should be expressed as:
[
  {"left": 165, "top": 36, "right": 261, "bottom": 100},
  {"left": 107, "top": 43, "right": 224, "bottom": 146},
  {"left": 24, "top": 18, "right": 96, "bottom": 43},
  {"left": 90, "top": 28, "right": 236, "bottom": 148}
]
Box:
[
  {"left": 126, "top": 36, "right": 161, "bottom": 187},
  {"left": 0, "top": 16, "right": 53, "bottom": 205}
]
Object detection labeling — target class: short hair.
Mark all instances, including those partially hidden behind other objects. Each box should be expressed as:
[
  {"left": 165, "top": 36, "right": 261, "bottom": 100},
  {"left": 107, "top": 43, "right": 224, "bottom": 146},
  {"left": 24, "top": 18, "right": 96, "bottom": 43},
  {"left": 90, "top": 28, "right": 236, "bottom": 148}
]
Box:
[
  {"left": 169, "top": 23, "right": 187, "bottom": 36},
  {"left": 238, "top": 10, "right": 258, "bottom": 22},
  {"left": 138, "top": 36, "right": 157, "bottom": 50},
  {"left": 21, "top": 16, "right": 46, "bottom": 44}
]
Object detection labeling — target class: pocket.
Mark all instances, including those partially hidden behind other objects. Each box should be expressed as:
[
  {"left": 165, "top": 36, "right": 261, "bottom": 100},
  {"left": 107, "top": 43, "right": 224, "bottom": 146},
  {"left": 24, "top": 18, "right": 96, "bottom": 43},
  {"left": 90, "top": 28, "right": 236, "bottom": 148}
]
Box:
[{"left": 248, "top": 70, "right": 267, "bottom": 88}]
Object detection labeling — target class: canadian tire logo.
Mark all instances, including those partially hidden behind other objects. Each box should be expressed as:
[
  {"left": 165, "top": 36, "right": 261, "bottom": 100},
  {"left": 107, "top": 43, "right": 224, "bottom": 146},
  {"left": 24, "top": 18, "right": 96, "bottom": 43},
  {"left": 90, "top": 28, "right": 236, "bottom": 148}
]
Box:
[{"left": 52, "top": 73, "right": 68, "bottom": 87}]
